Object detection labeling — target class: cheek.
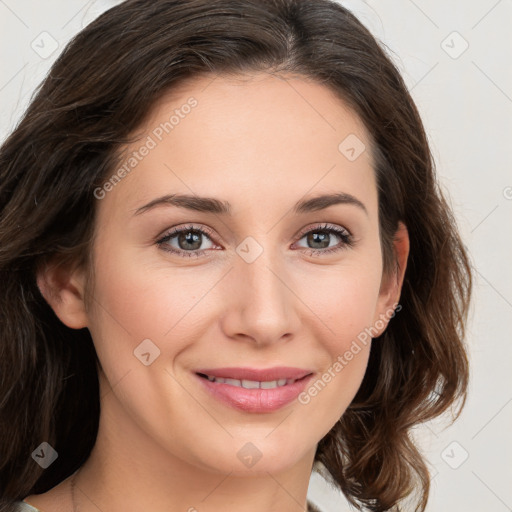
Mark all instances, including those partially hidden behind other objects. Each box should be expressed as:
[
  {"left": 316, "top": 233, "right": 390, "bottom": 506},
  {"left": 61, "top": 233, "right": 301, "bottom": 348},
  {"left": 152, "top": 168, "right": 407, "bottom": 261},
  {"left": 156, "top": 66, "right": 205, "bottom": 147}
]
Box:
[
  {"left": 295, "top": 279, "right": 375, "bottom": 438},
  {"left": 289, "top": 262, "right": 380, "bottom": 430},
  {"left": 294, "top": 257, "right": 383, "bottom": 341},
  {"left": 86, "top": 239, "right": 230, "bottom": 384}
]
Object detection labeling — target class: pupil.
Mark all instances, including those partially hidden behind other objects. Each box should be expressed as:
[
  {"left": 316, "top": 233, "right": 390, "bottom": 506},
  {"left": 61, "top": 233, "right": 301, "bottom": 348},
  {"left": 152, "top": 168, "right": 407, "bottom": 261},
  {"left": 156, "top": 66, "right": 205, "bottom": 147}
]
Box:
[
  {"left": 308, "top": 231, "right": 329, "bottom": 249},
  {"left": 179, "top": 231, "right": 201, "bottom": 250}
]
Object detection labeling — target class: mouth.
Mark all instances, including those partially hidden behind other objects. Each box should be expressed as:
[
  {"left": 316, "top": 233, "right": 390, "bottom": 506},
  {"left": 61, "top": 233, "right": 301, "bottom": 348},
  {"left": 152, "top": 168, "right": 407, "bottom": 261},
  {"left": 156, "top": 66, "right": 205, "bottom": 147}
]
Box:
[{"left": 194, "top": 367, "right": 314, "bottom": 413}]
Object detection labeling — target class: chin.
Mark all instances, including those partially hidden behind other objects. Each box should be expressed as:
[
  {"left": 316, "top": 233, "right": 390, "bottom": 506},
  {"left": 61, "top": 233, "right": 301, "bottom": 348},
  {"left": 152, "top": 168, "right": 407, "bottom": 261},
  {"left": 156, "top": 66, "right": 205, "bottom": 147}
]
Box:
[{"left": 194, "top": 435, "right": 313, "bottom": 476}]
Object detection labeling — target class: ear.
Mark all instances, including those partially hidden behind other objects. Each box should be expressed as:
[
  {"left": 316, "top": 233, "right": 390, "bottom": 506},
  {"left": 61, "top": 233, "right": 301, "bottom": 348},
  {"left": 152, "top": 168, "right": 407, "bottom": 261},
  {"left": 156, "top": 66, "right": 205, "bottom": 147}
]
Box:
[
  {"left": 36, "top": 257, "right": 89, "bottom": 329},
  {"left": 372, "top": 221, "right": 409, "bottom": 335}
]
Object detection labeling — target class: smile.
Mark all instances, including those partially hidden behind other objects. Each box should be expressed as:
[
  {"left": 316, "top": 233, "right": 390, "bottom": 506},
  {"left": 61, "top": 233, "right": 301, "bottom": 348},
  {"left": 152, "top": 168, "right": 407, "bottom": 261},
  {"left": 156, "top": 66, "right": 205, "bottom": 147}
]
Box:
[{"left": 194, "top": 367, "right": 314, "bottom": 413}]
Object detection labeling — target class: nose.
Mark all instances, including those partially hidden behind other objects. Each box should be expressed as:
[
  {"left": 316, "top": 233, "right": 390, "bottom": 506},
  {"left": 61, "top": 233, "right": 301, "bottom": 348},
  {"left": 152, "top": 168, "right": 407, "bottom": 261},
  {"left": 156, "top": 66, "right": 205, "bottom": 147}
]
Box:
[{"left": 219, "top": 241, "right": 302, "bottom": 347}]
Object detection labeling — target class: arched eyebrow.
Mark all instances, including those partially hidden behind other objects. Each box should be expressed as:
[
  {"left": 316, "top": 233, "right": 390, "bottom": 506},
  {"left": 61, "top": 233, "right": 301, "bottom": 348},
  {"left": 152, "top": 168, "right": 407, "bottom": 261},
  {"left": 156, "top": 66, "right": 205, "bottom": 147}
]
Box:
[{"left": 132, "top": 192, "right": 368, "bottom": 217}]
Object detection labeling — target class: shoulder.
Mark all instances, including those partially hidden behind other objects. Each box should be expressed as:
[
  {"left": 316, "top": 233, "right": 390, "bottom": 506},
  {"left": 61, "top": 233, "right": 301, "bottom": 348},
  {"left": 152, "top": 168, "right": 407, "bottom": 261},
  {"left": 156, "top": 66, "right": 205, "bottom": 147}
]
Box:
[{"left": 17, "top": 476, "right": 72, "bottom": 512}]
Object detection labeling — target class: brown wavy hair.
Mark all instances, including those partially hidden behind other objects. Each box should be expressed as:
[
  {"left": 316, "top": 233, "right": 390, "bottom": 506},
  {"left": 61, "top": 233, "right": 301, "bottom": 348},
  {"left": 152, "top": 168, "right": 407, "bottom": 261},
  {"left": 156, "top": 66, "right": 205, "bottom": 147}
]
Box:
[{"left": 0, "top": 0, "right": 472, "bottom": 510}]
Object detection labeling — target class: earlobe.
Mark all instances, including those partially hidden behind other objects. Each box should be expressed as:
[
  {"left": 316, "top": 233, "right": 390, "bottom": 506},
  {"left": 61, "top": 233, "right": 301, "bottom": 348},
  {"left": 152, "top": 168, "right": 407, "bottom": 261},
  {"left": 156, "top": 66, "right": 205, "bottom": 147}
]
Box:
[
  {"left": 36, "top": 258, "right": 89, "bottom": 329},
  {"left": 392, "top": 221, "right": 410, "bottom": 300}
]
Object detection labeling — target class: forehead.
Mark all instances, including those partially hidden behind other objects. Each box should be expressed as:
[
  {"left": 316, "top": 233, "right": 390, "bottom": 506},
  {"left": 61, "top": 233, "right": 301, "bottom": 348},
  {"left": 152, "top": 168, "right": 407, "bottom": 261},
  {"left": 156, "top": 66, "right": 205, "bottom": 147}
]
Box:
[{"left": 99, "top": 72, "right": 377, "bottom": 218}]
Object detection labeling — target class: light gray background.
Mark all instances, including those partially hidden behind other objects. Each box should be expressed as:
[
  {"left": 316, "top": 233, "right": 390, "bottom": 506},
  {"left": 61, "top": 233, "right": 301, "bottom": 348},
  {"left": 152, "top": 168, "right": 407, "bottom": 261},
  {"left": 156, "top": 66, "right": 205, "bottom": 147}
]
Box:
[{"left": 1, "top": 1, "right": 511, "bottom": 511}]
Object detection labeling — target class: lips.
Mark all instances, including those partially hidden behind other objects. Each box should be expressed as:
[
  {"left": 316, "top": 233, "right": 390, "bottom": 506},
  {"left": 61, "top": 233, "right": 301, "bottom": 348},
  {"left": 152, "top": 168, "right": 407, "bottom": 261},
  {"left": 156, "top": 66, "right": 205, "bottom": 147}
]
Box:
[{"left": 194, "top": 366, "right": 314, "bottom": 413}]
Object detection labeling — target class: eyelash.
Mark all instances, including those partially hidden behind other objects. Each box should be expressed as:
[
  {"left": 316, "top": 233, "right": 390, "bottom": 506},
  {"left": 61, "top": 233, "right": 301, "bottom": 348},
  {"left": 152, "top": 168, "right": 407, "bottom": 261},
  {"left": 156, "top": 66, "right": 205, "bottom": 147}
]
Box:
[{"left": 156, "top": 223, "right": 354, "bottom": 258}]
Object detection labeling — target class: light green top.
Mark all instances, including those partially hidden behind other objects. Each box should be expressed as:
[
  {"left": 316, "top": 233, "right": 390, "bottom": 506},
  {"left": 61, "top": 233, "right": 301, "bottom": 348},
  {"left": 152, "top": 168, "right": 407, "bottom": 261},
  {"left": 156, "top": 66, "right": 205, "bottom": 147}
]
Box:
[{"left": 15, "top": 503, "right": 40, "bottom": 512}]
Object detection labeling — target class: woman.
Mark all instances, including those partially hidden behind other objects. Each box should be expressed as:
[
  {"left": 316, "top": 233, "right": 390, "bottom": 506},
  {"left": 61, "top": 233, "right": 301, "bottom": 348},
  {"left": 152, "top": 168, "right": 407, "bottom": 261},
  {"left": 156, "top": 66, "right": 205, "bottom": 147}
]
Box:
[{"left": 0, "top": 1, "right": 472, "bottom": 511}]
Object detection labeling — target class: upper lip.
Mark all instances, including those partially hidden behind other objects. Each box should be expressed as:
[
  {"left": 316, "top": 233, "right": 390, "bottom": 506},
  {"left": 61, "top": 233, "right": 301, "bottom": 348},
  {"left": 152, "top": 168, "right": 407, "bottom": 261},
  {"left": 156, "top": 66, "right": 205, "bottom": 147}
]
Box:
[{"left": 195, "top": 366, "right": 313, "bottom": 381}]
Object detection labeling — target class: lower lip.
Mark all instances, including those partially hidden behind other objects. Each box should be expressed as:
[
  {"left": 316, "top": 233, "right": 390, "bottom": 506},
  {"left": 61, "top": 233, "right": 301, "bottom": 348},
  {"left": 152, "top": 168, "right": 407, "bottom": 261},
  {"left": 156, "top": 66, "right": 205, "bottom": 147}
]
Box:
[{"left": 195, "top": 373, "right": 314, "bottom": 413}]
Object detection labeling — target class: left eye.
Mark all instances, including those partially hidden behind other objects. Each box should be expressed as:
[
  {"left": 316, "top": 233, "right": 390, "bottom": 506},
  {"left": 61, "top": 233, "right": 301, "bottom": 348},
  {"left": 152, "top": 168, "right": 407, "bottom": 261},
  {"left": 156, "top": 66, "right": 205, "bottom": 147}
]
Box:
[{"left": 156, "top": 223, "right": 354, "bottom": 258}]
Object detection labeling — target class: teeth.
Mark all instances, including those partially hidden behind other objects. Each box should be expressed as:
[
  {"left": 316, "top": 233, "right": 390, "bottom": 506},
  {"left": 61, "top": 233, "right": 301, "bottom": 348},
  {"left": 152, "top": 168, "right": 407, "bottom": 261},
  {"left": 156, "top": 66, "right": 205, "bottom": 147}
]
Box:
[
  {"left": 241, "top": 379, "right": 260, "bottom": 389},
  {"left": 203, "top": 375, "right": 297, "bottom": 388}
]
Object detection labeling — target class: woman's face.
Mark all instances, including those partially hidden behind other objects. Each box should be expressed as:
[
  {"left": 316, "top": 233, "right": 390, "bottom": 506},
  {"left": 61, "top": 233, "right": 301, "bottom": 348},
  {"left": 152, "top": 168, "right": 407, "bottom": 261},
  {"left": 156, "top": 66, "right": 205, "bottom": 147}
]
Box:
[{"left": 73, "top": 72, "right": 403, "bottom": 476}]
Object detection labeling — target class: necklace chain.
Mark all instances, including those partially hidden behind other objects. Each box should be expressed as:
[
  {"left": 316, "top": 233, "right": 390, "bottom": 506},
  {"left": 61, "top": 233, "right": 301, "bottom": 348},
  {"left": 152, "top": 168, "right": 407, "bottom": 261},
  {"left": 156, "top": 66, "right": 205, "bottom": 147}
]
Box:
[{"left": 70, "top": 468, "right": 80, "bottom": 512}]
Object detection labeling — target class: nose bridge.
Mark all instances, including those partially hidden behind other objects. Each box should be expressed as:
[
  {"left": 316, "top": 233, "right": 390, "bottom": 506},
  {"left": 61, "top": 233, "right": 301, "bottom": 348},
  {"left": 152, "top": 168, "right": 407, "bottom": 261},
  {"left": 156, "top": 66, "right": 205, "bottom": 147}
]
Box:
[{"left": 221, "top": 235, "right": 300, "bottom": 343}]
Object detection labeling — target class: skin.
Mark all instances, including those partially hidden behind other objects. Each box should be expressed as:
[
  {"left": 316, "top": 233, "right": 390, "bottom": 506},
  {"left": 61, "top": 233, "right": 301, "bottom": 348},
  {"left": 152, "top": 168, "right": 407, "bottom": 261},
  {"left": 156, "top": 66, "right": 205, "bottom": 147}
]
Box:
[{"left": 30, "top": 72, "right": 409, "bottom": 512}]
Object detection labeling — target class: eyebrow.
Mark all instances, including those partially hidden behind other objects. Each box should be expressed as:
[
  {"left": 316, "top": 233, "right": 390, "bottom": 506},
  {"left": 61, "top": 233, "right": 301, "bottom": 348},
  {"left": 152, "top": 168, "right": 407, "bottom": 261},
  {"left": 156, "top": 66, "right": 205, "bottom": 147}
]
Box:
[{"left": 132, "top": 192, "right": 368, "bottom": 217}]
